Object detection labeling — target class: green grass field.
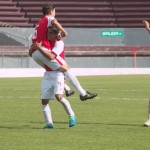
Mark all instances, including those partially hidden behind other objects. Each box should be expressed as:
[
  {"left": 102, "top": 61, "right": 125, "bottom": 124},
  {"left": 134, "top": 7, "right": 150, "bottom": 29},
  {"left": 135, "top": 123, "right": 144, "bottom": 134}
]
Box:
[{"left": 0, "top": 75, "right": 150, "bottom": 150}]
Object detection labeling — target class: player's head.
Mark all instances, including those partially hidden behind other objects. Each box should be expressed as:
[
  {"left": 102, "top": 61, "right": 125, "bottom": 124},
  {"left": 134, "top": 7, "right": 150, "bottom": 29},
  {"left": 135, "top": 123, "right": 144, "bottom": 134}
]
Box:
[
  {"left": 42, "top": 4, "right": 55, "bottom": 16},
  {"left": 47, "top": 27, "right": 60, "bottom": 41}
]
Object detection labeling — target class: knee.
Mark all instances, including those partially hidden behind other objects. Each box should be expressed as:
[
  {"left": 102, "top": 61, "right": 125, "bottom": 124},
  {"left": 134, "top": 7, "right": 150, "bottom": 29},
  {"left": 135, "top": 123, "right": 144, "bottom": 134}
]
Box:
[
  {"left": 59, "top": 64, "right": 69, "bottom": 72},
  {"left": 55, "top": 94, "right": 63, "bottom": 101},
  {"left": 42, "top": 99, "right": 49, "bottom": 105}
]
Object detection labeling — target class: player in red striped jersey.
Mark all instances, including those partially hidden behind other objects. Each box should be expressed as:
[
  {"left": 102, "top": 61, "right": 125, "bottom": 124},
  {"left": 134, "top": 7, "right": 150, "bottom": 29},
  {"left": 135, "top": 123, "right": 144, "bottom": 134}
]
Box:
[
  {"left": 30, "top": 4, "right": 97, "bottom": 101},
  {"left": 31, "top": 4, "right": 74, "bottom": 97}
]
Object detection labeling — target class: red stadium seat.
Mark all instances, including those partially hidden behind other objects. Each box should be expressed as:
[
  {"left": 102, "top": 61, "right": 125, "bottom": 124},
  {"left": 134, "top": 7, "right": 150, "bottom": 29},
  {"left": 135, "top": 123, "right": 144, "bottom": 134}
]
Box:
[
  {"left": 0, "top": 0, "right": 33, "bottom": 27},
  {"left": 1, "top": 0, "right": 150, "bottom": 28}
]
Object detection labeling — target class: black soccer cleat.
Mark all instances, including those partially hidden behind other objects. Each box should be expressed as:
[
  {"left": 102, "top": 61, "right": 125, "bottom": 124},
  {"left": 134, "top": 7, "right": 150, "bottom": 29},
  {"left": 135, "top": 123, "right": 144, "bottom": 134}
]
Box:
[
  {"left": 65, "top": 90, "right": 75, "bottom": 97},
  {"left": 80, "top": 91, "right": 97, "bottom": 101}
]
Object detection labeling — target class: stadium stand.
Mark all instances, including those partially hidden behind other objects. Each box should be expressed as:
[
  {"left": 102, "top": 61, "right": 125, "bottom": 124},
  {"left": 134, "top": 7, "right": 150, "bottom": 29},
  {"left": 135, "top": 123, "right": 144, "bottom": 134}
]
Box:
[
  {"left": 111, "top": 0, "right": 150, "bottom": 27},
  {"left": 17, "top": 0, "right": 117, "bottom": 27},
  {"left": 10, "top": 0, "right": 150, "bottom": 28},
  {"left": 0, "top": 0, "right": 150, "bottom": 59},
  {"left": 0, "top": 0, "right": 33, "bottom": 27},
  {"left": 0, "top": 0, "right": 149, "bottom": 27}
]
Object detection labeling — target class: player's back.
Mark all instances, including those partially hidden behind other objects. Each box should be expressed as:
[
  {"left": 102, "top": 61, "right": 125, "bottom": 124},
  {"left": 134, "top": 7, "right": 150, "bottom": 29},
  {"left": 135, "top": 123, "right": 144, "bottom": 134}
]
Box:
[{"left": 32, "top": 16, "right": 55, "bottom": 49}]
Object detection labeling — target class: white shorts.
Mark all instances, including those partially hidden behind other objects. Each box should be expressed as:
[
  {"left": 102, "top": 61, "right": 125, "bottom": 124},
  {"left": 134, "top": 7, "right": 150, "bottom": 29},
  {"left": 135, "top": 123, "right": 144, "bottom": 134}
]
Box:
[
  {"left": 32, "top": 49, "right": 66, "bottom": 70},
  {"left": 41, "top": 71, "right": 65, "bottom": 99}
]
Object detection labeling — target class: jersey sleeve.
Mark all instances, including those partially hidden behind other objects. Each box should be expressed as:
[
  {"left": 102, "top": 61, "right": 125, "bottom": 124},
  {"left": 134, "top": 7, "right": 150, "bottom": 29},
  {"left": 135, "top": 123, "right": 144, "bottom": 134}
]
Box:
[
  {"left": 51, "top": 40, "right": 64, "bottom": 56},
  {"left": 47, "top": 16, "right": 56, "bottom": 27}
]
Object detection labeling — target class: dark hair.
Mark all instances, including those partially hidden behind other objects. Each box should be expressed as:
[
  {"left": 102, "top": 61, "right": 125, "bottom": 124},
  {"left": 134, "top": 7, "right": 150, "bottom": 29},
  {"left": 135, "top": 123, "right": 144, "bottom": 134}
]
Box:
[
  {"left": 42, "top": 4, "right": 55, "bottom": 15},
  {"left": 48, "top": 26, "right": 60, "bottom": 34}
]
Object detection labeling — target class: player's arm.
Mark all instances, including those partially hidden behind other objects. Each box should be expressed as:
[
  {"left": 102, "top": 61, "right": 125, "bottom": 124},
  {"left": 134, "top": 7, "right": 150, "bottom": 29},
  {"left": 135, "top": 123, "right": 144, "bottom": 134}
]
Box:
[
  {"left": 143, "top": 20, "right": 150, "bottom": 33},
  {"left": 51, "top": 40, "right": 70, "bottom": 72},
  {"left": 29, "top": 46, "right": 34, "bottom": 57},
  {"left": 51, "top": 19, "right": 67, "bottom": 37},
  {"left": 31, "top": 42, "right": 55, "bottom": 60}
]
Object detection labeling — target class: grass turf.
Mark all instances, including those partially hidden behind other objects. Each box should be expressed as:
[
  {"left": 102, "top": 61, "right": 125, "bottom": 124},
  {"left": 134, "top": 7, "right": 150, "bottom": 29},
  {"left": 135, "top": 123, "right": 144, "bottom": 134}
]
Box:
[{"left": 0, "top": 75, "right": 150, "bottom": 150}]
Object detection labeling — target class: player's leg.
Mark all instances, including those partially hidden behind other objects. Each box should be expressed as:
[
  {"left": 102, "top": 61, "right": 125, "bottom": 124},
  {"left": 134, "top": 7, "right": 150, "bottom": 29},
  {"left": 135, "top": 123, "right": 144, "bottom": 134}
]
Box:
[
  {"left": 32, "top": 50, "right": 61, "bottom": 70},
  {"left": 32, "top": 50, "right": 97, "bottom": 101},
  {"left": 41, "top": 72, "right": 54, "bottom": 128},
  {"left": 52, "top": 56, "right": 97, "bottom": 100},
  {"left": 54, "top": 71, "right": 76, "bottom": 127},
  {"left": 64, "top": 83, "right": 75, "bottom": 97},
  {"left": 32, "top": 49, "right": 63, "bottom": 70},
  {"left": 64, "top": 68, "right": 97, "bottom": 101},
  {"left": 53, "top": 56, "right": 97, "bottom": 100},
  {"left": 144, "top": 120, "right": 150, "bottom": 127},
  {"left": 41, "top": 99, "right": 53, "bottom": 129},
  {"left": 144, "top": 100, "right": 150, "bottom": 127},
  {"left": 32, "top": 50, "right": 46, "bottom": 68}
]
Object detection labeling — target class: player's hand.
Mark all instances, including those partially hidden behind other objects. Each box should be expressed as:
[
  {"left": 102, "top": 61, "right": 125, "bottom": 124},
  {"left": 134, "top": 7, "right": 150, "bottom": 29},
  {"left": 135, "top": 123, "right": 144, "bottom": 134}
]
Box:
[
  {"left": 31, "top": 42, "right": 42, "bottom": 50},
  {"left": 59, "top": 63, "right": 70, "bottom": 72},
  {"left": 29, "top": 43, "right": 38, "bottom": 57},
  {"left": 28, "top": 47, "right": 34, "bottom": 57},
  {"left": 61, "top": 31, "right": 67, "bottom": 37},
  {"left": 143, "top": 20, "right": 150, "bottom": 29}
]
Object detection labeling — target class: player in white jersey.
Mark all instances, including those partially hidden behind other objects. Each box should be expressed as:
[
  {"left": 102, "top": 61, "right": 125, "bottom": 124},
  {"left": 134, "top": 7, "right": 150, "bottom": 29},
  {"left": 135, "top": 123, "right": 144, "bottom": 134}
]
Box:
[
  {"left": 30, "top": 4, "right": 97, "bottom": 101},
  {"left": 39, "top": 27, "right": 77, "bottom": 128},
  {"left": 41, "top": 70, "right": 76, "bottom": 128},
  {"left": 143, "top": 20, "right": 150, "bottom": 127},
  {"left": 143, "top": 20, "right": 150, "bottom": 33}
]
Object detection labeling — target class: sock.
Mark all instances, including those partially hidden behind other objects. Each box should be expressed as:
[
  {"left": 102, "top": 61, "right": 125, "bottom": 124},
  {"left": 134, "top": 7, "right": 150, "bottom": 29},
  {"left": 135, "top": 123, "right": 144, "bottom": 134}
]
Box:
[
  {"left": 148, "top": 100, "right": 150, "bottom": 120},
  {"left": 42, "top": 104, "right": 53, "bottom": 126},
  {"left": 64, "top": 83, "right": 71, "bottom": 91},
  {"left": 59, "top": 97, "right": 75, "bottom": 116},
  {"left": 64, "top": 69, "right": 86, "bottom": 96}
]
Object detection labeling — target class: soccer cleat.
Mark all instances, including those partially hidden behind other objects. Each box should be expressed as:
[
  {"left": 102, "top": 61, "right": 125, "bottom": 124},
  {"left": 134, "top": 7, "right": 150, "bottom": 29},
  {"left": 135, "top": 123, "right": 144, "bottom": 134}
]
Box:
[
  {"left": 80, "top": 91, "right": 97, "bottom": 101},
  {"left": 43, "top": 124, "right": 54, "bottom": 129},
  {"left": 65, "top": 90, "right": 75, "bottom": 97},
  {"left": 69, "top": 116, "right": 76, "bottom": 127},
  {"left": 144, "top": 120, "right": 150, "bottom": 127}
]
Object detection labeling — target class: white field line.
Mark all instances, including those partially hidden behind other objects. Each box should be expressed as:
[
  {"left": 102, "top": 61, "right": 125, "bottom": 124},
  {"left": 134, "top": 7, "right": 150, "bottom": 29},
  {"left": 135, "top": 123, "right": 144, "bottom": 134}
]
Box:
[
  {"left": 0, "top": 95, "right": 147, "bottom": 101},
  {"left": 1, "top": 68, "right": 150, "bottom": 77}
]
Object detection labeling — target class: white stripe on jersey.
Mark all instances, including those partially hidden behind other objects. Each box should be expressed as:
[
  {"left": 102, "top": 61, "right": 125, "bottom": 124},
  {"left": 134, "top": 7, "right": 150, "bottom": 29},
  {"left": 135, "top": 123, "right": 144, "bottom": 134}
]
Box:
[
  {"left": 51, "top": 40, "right": 64, "bottom": 56},
  {"left": 47, "top": 16, "right": 55, "bottom": 27}
]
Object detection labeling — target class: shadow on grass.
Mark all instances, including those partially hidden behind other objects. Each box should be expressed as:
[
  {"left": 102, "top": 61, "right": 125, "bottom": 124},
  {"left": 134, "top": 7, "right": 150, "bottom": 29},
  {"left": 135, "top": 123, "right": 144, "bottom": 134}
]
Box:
[
  {"left": 0, "top": 125, "right": 67, "bottom": 130},
  {"left": 78, "top": 122, "right": 143, "bottom": 127},
  {"left": 0, "top": 121, "right": 144, "bottom": 130},
  {"left": 50, "top": 121, "right": 143, "bottom": 127},
  {"left": 0, "top": 125, "right": 31, "bottom": 129}
]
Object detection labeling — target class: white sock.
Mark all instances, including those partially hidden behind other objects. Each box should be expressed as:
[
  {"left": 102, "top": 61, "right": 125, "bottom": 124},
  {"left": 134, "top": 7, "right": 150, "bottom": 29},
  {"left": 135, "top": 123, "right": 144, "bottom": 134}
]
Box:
[
  {"left": 59, "top": 97, "right": 75, "bottom": 116},
  {"left": 42, "top": 104, "right": 53, "bottom": 126},
  {"left": 64, "top": 69, "right": 86, "bottom": 96},
  {"left": 64, "top": 83, "right": 71, "bottom": 91}
]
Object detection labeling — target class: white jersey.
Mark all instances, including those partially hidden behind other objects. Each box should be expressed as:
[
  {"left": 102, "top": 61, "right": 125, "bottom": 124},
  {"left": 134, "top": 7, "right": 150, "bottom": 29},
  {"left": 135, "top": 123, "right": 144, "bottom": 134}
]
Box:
[{"left": 51, "top": 40, "right": 64, "bottom": 56}]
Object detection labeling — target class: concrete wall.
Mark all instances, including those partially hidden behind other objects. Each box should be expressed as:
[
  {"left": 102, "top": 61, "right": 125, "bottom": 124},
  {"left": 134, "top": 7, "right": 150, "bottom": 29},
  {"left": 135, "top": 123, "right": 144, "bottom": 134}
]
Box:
[
  {"left": 1, "top": 27, "right": 150, "bottom": 68},
  {"left": 1, "top": 56, "right": 150, "bottom": 68},
  {"left": 0, "top": 27, "right": 150, "bottom": 46}
]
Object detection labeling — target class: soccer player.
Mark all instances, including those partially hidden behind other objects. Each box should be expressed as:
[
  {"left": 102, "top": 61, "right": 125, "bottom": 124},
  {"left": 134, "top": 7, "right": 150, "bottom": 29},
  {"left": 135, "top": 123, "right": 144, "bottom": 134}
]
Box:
[
  {"left": 41, "top": 69, "right": 76, "bottom": 128},
  {"left": 39, "top": 27, "right": 77, "bottom": 128},
  {"left": 143, "top": 20, "right": 150, "bottom": 33},
  {"left": 31, "top": 3, "right": 74, "bottom": 97},
  {"left": 64, "top": 84, "right": 75, "bottom": 97},
  {"left": 30, "top": 4, "right": 97, "bottom": 101},
  {"left": 143, "top": 20, "right": 150, "bottom": 126}
]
